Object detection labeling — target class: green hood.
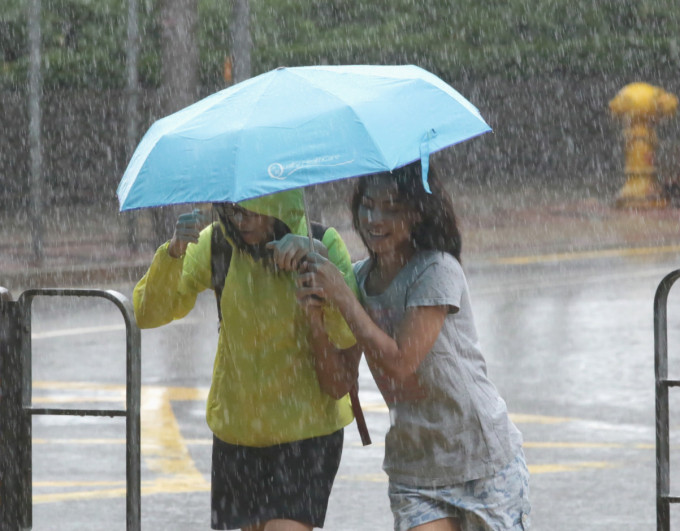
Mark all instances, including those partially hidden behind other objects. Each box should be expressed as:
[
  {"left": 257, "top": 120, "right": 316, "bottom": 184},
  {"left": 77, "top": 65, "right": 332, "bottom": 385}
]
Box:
[{"left": 238, "top": 189, "right": 307, "bottom": 236}]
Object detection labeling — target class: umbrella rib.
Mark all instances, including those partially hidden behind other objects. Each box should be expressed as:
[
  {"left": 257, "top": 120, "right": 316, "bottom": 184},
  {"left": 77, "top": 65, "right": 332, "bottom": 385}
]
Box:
[
  {"left": 283, "top": 68, "right": 393, "bottom": 169},
  {"left": 229, "top": 73, "right": 280, "bottom": 201}
]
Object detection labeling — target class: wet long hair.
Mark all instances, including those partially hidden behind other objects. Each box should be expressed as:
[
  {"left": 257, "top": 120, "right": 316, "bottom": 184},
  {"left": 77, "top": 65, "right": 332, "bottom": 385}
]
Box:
[
  {"left": 351, "top": 161, "right": 462, "bottom": 262},
  {"left": 212, "top": 203, "right": 291, "bottom": 265}
]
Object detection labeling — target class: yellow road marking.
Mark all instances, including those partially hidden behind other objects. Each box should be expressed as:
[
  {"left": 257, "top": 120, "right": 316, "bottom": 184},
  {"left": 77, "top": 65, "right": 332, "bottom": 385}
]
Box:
[
  {"left": 32, "top": 396, "right": 126, "bottom": 404},
  {"left": 34, "top": 488, "right": 129, "bottom": 504},
  {"left": 528, "top": 461, "right": 618, "bottom": 474},
  {"left": 31, "top": 381, "right": 210, "bottom": 504},
  {"left": 162, "top": 386, "right": 209, "bottom": 401},
  {"left": 337, "top": 473, "right": 387, "bottom": 482},
  {"left": 510, "top": 413, "right": 573, "bottom": 424},
  {"left": 31, "top": 318, "right": 203, "bottom": 341},
  {"left": 28, "top": 381, "right": 651, "bottom": 505},
  {"left": 34, "top": 381, "right": 125, "bottom": 391},
  {"left": 360, "top": 405, "right": 575, "bottom": 425},
  {"left": 34, "top": 437, "right": 653, "bottom": 452},
  {"left": 35, "top": 480, "right": 126, "bottom": 488},
  {"left": 34, "top": 478, "right": 210, "bottom": 504},
  {"left": 336, "top": 461, "right": 619, "bottom": 481},
  {"left": 496, "top": 244, "right": 680, "bottom": 266},
  {"left": 140, "top": 386, "right": 208, "bottom": 482},
  {"left": 524, "top": 441, "right": 624, "bottom": 449},
  {"left": 183, "top": 438, "right": 213, "bottom": 445},
  {"left": 32, "top": 324, "right": 127, "bottom": 339},
  {"left": 33, "top": 437, "right": 215, "bottom": 447},
  {"left": 33, "top": 438, "right": 127, "bottom": 445},
  {"left": 361, "top": 402, "right": 388, "bottom": 412}
]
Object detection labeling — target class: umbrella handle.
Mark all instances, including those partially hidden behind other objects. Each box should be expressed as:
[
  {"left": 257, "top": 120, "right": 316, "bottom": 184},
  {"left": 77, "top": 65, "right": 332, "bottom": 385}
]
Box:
[{"left": 302, "top": 188, "right": 315, "bottom": 253}]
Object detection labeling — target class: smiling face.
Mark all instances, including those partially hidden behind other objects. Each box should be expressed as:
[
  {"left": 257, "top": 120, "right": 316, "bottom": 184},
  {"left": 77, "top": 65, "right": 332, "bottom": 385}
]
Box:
[{"left": 356, "top": 176, "right": 420, "bottom": 256}]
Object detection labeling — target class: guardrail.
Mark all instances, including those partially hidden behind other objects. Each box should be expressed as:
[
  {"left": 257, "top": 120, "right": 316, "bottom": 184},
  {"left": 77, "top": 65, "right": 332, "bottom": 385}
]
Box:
[
  {"left": 654, "top": 270, "right": 680, "bottom": 531},
  {"left": 0, "top": 288, "right": 141, "bottom": 531}
]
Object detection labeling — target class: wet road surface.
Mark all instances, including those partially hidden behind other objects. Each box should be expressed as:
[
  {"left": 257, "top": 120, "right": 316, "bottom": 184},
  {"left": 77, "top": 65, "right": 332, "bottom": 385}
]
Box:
[{"left": 20, "top": 247, "right": 680, "bottom": 529}]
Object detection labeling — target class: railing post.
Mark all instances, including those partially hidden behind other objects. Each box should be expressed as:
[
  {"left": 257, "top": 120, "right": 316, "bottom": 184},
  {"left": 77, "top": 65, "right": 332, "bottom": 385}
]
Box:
[
  {"left": 654, "top": 269, "right": 680, "bottom": 531},
  {"left": 1, "top": 288, "right": 140, "bottom": 530},
  {"left": 0, "top": 288, "right": 32, "bottom": 530}
]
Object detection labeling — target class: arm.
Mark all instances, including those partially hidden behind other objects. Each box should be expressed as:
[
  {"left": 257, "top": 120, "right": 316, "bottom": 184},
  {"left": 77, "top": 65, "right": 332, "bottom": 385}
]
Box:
[
  {"left": 299, "top": 296, "right": 363, "bottom": 399},
  {"left": 274, "top": 229, "right": 362, "bottom": 397},
  {"left": 300, "top": 254, "right": 448, "bottom": 381},
  {"left": 133, "top": 210, "right": 211, "bottom": 329},
  {"left": 133, "top": 244, "right": 194, "bottom": 328}
]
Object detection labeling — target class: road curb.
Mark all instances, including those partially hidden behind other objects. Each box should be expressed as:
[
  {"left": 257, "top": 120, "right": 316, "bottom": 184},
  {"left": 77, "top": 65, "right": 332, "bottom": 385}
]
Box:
[{"left": 1, "top": 263, "right": 150, "bottom": 293}]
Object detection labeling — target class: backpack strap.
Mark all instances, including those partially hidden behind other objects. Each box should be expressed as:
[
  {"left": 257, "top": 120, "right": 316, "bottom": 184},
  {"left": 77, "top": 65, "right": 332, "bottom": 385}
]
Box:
[
  {"left": 309, "top": 221, "right": 326, "bottom": 241},
  {"left": 210, "top": 221, "right": 233, "bottom": 327}
]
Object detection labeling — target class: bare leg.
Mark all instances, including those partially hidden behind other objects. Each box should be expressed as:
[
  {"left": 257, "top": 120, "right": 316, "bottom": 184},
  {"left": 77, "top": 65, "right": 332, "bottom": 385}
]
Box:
[
  {"left": 242, "top": 524, "right": 265, "bottom": 531},
  {"left": 409, "top": 517, "right": 462, "bottom": 531},
  {"left": 264, "top": 519, "right": 313, "bottom": 531}
]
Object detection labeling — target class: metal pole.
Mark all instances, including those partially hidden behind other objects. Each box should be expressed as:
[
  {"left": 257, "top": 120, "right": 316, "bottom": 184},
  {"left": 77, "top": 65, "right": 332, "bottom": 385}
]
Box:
[
  {"left": 0, "top": 291, "right": 32, "bottom": 530},
  {"left": 113, "top": 290, "right": 142, "bottom": 531},
  {"left": 125, "top": 0, "right": 140, "bottom": 251},
  {"left": 16, "top": 289, "right": 142, "bottom": 530},
  {"left": 654, "top": 269, "right": 680, "bottom": 531},
  {"left": 28, "top": 0, "right": 44, "bottom": 264}
]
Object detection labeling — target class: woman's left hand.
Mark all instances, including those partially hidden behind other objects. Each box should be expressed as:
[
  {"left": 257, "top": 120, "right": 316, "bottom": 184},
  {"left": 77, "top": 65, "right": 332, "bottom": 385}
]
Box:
[
  {"left": 296, "top": 252, "right": 349, "bottom": 305},
  {"left": 266, "top": 234, "right": 327, "bottom": 272}
]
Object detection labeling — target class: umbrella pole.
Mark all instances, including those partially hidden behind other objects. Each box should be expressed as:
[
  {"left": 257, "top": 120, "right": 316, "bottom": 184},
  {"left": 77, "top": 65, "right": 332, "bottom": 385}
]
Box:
[{"left": 302, "top": 188, "right": 315, "bottom": 253}]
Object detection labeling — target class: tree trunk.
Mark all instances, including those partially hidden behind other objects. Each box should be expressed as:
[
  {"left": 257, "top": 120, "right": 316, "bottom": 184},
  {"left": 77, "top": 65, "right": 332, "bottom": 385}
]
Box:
[
  {"left": 230, "top": 0, "right": 252, "bottom": 84},
  {"left": 125, "top": 0, "right": 140, "bottom": 251},
  {"left": 28, "top": 0, "right": 43, "bottom": 264}
]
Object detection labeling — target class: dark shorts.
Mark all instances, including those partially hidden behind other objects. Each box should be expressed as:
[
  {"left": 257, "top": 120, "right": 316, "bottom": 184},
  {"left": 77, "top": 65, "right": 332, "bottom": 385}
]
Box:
[{"left": 211, "top": 429, "right": 344, "bottom": 530}]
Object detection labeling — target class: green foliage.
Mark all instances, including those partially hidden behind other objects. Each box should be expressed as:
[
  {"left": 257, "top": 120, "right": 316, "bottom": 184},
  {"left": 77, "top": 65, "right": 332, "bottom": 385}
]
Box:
[
  {"left": 197, "top": 0, "right": 232, "bottom": 89},
  {"left": 1, "top": 0, "right": 679, "bottom": 89},
  {"left": 251, "top": 0, "right": 680, "bottom": 80},
  {"left": 0, "top": 0, "right": 161, "bottom": 89}
]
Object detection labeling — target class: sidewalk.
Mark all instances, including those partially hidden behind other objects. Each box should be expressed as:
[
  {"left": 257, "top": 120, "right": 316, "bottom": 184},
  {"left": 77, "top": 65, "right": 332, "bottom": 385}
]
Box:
[{"left": 2, "top": 183, "right": 680, "bottom": 296}]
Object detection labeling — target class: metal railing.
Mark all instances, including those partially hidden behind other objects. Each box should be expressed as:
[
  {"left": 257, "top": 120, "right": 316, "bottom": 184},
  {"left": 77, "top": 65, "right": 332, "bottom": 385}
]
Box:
[
  {"left": 655, "top": 270, "right": 680, "bottom": 531},
  {"left": 0, "top": 288, "right": 141, "bottom": 531}
]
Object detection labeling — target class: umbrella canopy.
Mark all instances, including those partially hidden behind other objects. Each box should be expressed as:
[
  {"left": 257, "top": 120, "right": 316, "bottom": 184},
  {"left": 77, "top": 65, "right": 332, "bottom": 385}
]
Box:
[{"left": 117, "top": 64, "right": 491, "bottom": 211}]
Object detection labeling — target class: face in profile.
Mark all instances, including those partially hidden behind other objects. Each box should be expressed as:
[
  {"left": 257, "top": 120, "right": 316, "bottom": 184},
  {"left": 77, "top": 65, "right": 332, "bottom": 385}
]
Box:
[{"left": 214, "top": 203, "right": 277, "bottom": 246}]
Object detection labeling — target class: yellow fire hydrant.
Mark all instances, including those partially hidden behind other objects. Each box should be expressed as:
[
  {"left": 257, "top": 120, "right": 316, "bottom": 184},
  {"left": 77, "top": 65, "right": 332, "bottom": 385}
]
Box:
[{"left": 609, "top": 82, "right": 678, "bottom": 208}]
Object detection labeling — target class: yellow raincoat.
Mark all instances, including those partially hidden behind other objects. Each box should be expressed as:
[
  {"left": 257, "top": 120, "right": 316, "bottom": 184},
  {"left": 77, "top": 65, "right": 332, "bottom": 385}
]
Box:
[{"left": 134, "top": 190, "right": 357, "bottom": 446}]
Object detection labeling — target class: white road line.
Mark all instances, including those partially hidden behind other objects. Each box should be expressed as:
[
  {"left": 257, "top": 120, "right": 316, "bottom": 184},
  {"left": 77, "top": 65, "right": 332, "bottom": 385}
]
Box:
[{"left": 31, "top": 318, "right": 203, "bottom": 340}]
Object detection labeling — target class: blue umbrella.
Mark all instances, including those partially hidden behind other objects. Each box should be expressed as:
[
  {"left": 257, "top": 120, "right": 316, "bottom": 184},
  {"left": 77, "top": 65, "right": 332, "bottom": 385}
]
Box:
[{"left": 117, "top": 64, "right": 491, "bottom": 211}]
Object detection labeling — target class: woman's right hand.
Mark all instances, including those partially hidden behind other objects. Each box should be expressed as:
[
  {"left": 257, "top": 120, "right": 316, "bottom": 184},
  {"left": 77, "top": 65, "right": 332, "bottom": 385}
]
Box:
[{"left": 168, "top": 209, "right": 209, "bottom": 258}]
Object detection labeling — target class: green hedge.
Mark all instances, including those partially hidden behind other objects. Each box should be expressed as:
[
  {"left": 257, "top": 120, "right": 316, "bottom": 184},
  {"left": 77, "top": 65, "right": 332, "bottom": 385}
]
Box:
[{"left": 2, "top": 0, "right": 679, "bottom": 89}]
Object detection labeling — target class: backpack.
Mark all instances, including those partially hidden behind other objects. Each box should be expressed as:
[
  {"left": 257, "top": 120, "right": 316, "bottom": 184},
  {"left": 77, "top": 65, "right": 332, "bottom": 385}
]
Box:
[{"left": 210, "top": 222, "right": 371, "bottom": 445}]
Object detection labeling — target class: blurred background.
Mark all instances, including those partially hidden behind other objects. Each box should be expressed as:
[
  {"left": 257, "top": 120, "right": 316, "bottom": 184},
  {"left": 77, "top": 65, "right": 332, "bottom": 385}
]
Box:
[{"left": 1, "top": 0, "right": 680, "bottom": 265}]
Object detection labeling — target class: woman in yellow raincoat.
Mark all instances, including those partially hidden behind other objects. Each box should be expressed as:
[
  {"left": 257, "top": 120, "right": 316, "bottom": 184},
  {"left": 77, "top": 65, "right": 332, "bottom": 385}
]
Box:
[{"left": 133, "top": 189, "right": 357, "bottom": 531}]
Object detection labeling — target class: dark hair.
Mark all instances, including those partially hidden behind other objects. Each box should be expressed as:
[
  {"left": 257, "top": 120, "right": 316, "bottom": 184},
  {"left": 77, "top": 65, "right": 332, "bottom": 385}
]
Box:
[
  {"left": 351, "top": 161, "right": 462, "bottom": 261},
  {"left": 213, "top": 203, "right": 290, "bottom": 265}
]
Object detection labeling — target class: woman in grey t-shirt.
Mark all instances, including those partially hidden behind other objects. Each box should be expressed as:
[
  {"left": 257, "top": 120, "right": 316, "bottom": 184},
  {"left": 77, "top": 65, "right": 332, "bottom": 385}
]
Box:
[{"left": 297, "top": 162, "right": 531, "bottom": 531}]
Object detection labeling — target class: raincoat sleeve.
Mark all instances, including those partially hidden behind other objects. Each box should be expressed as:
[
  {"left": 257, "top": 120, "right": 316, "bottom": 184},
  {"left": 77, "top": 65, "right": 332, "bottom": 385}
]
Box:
[
  {"left": 321, "top": 227, "right": 359, "bottom": 349},
  {"left": 133, "top": 226, "right": 213, "bottom": 329}
]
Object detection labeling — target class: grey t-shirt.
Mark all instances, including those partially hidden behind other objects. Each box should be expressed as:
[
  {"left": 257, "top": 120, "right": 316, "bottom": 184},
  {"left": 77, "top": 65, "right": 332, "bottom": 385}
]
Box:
[{"left": 354, "top": 250, "right": 523, "bottom": 486}]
